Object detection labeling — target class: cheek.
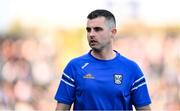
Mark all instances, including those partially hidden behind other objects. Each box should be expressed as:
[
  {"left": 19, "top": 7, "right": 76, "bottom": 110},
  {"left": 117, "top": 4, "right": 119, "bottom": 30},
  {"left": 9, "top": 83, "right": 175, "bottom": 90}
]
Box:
[
  {"left": 87, "top": 36, "right": 90, "bottom": 42},
  {"left": 99, "top": 32, "right": 107, "bottom": 38},
  {"left": 99, "top": 36, "right": 109, "bottom": 44},
  {"left": 101, "top": 33, "right": 111, "bottom": 40}
]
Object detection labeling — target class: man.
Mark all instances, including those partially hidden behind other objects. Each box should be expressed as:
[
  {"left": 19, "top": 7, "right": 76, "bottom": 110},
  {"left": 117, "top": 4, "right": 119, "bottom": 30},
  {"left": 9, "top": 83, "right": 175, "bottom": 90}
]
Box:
[{"left": 55, "top": 9, "right": 151, "bottom": 110}]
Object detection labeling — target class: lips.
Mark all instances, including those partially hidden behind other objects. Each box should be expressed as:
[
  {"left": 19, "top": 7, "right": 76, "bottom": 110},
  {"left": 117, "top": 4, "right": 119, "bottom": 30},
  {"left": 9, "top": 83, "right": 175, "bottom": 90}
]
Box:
[
  {"left": 90, "top": 40, "right": 97, "bottom": 43},
  {"left": 90, "top": 40, "right": 97, "bottom": 45}
]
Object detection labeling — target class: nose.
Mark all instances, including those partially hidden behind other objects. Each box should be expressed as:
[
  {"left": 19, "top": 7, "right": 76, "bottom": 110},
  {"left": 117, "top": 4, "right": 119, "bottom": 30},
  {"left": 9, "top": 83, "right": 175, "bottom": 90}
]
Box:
[{"left": 88, "top": 29, "right": 95, "bottom": 38}]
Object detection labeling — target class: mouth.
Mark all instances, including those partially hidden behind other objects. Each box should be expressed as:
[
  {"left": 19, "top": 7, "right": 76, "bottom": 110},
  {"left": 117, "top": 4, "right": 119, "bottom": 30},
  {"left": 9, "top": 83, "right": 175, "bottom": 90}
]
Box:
[{"left": 89, "top": 40, "right": 98, "bottom": 45}]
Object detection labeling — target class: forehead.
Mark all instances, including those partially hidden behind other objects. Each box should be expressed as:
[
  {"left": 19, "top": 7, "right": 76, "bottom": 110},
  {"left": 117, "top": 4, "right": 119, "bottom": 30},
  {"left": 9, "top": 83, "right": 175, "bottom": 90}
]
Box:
[{"left": 87, "top": 17, "right": 107, "bottom": 27}]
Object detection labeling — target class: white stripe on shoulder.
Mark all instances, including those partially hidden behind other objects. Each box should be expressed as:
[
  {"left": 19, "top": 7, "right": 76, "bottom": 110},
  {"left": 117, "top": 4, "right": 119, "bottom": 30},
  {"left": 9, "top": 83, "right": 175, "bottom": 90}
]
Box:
[
  {"left": 63, "top": 73, "right": 75, "bottom": 82},
  {"left": 132, "top": 75, "right": 144, "bottom": 86},
  {"left": 61, "top": 79, "right": 75, "bottom": 87},
  {"left": 81, "top": 63, "right": 89, "bottom": 69},
  {"left": 131, "top": 82, "right": 146, "bottom": 91}
]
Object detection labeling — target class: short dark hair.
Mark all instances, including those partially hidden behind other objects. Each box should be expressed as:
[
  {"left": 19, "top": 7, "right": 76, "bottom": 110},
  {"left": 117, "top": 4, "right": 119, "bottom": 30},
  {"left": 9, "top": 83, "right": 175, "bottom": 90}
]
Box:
[{"left": 87, "top": 9, "right": 116, "bottom": 28}]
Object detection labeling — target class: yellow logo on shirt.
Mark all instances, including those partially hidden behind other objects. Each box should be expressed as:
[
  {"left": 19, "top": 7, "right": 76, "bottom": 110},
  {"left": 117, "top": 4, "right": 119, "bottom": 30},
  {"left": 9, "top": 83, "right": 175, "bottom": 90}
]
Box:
[{"left": 83, "top": 73, "right": 95, "bottom": 79}]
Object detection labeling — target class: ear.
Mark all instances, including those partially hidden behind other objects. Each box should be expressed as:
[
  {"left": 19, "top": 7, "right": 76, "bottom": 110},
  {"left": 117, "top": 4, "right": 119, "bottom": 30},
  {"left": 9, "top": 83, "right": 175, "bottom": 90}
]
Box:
[{"left": 111, "top": 28, "right": 117, "bottom": 36}]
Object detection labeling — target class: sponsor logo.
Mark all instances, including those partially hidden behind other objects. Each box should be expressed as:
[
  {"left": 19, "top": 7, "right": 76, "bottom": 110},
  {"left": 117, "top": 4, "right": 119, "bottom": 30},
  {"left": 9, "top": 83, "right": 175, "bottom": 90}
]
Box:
[{"left": 83, "top": 73, "right": 95, "bottom": 79}]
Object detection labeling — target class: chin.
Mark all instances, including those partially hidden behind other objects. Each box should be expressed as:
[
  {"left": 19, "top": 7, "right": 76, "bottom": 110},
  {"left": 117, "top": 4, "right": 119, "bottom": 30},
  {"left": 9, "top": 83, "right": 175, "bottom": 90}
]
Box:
[{"left": 91, "top": 47, "right": 101, "bottom": 52}]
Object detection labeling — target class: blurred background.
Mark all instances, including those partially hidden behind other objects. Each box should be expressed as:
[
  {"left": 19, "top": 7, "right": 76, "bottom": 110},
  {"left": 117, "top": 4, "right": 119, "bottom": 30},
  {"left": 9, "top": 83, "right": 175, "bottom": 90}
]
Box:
[{"left": 0, "top": 0, "right": 180, "bottom": 110}]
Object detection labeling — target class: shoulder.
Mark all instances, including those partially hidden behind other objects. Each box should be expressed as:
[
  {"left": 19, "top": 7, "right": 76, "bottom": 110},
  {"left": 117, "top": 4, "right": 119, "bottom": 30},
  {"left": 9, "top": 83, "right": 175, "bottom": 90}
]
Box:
[
  {"left": 117, "top": 53, "right": 143, "bottom": 78},
  {"left": 118, "top": 54, "right": 139, "bottom": 69},
  {"left": 63, "top": 53, "right": 90, "bottom": 76},
  {"left": 67, "top": 52, "right": 90, "bottom": 66}
]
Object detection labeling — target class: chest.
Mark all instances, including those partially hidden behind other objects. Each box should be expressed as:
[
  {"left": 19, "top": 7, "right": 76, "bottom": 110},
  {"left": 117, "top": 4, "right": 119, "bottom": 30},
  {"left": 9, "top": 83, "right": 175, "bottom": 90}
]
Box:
[{"left": 75, "top": 64, "right": 133, "bottom": 97}]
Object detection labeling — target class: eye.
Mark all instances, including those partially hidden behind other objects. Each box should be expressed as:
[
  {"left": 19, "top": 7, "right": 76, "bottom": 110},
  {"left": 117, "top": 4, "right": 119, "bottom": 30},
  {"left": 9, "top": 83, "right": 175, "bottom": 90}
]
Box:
[
  {"left": 93, "top": 27, "right": 103, "bottom": 32},
  {"left": 86, "top": 27, "right": 91, "bottom": 32}
]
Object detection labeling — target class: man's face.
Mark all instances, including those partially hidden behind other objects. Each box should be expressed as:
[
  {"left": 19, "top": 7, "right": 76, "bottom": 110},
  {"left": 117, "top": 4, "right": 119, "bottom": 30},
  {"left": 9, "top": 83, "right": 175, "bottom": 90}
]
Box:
[{"left": 86, "top": 17, "right": 115, "bottom": 51}]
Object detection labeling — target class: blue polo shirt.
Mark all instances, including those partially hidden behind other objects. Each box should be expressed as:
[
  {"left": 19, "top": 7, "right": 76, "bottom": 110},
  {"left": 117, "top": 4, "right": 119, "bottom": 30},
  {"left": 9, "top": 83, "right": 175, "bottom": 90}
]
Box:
[{"left": 55, "top": 50, "right": 151, "bottom": 110}]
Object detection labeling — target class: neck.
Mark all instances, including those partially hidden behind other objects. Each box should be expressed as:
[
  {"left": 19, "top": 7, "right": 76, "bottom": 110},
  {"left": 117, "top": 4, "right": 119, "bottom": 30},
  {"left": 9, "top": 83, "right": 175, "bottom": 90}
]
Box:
[{"left": 91, "top": 48, "right": 116, "bottom": 60}]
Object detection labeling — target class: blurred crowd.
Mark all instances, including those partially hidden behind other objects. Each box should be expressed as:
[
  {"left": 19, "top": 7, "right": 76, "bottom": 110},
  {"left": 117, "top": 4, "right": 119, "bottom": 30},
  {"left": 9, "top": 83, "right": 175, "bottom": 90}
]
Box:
[
  {"left": 0, "top": 34, "right": 57, "bottom": 110},
  {"left": 114, "top": 31, "right": 180, "bottom": 110},
  {"left": 0, "top": 26, "right": 180, "bottom": 110}
]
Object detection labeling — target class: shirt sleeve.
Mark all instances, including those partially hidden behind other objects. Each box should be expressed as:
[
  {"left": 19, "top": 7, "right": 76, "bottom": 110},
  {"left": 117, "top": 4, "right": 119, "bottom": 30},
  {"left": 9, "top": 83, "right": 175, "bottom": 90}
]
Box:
[
  {"left": 130, "top": 63, "right": 151, "bottom": 107},
  {"left": 54, "top": 60, "right": 76, "bottom": 105}
]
